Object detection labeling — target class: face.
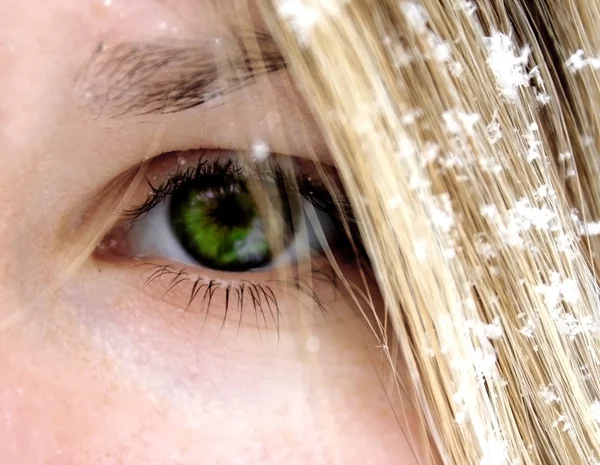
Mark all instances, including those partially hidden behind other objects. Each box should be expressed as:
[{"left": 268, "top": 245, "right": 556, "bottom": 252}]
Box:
[{"left": 0, "top": 1, "right": 437, "bottom": 463}]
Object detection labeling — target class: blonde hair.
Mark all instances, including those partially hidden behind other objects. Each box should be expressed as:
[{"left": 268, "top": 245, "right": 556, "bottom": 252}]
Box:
[{"left": 262, "top": 0, "right": 600, "bottom": 463}]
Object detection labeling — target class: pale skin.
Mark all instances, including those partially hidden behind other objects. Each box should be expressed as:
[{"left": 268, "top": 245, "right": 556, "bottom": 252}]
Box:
[{"left": 0, "top": 1, "right": 437, "bottom": 463}]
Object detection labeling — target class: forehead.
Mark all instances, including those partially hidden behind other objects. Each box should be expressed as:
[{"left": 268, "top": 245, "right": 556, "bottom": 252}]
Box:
[{"left": 0, "top": 0, "right": 261, "bottom": 66}]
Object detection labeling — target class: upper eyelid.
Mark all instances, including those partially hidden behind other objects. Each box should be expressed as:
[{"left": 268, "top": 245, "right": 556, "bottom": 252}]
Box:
[
  {"left": 75, "top": 33, "right": 287, "bottom": 117},
  {"left": 120, "top": 151, "right": 334, "bottom": 220}
]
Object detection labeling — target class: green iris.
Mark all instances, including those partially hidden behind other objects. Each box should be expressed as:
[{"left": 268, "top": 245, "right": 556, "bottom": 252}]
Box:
[{"left": 170, "top": 183, "right": 272, "bottom": 271}]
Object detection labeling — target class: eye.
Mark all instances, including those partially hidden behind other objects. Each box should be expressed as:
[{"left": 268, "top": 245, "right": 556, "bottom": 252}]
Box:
[{"left": 121, "top": 151, "right": 347, "bottom": 274}]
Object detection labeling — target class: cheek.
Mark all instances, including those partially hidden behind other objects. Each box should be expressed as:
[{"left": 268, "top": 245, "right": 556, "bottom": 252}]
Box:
[
  {"left": 0, "top": 332, "right": 219, "bottom": 463},
  {"left": 0, "top": 275, "right": 432, "bottom": 465},
  {"left": 0, "top": 339, "right": 429, "bottom": 465}
]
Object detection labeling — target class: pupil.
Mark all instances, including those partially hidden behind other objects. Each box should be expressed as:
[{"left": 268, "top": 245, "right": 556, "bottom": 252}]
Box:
[{"left": 208, "top": 194, "right": 253, "bottom": 229}]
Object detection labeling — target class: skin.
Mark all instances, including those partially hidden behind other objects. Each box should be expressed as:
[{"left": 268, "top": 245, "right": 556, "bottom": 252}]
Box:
[{"left": 0, "top": 0, "right": 438, "bottom": 463}]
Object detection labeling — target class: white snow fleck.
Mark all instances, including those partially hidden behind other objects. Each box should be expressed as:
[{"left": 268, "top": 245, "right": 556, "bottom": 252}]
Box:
[
  {"left": 486, "top": 32, "right": 532, "bottom": 101},
  {"left": 487, "top": 115, "right": 502, "bottom": 144},
  {"left": 524, "top": 122, "right": 542, "bottom": 162},
  {"left": 591, "top": 401, "right": 600, "bottom": 423},
  {"left": 534, "top": 272, "right": 580, "bottom": 309},
  {"left": 558, "top": 152, "right": 572, "bottom": 162},
  {"left": 472, "top": 348, "right": 498, "bottom": 380},
  {"left": 429, "top": 194, "right": 454, "bottom": 233},
  {"left": 577, "top": 221, "right": 600, "bottom": 236},
  {"left": 555, "top": 232, "right": 578, "bottom": 260},
  {"left": 419, "top": 142, "right": 440, "bottom": 167},
  {"left": 539, "top": 385, "right": 561, "bottom": 404},
  {"left": 480, "top": 317, "right": 503, "bottom": 339},
  {"left": 400, "top": 108, "right": 424, "bottom": 125},
  {"left": 519, "top": 318, "right": 535, "bottom": 338},
  {"left": 482, "top": 198, "right": 557, "bottom": 248},
  {"left": 533, "top": 184, "right": 556, "bottom": 200},
  {"left": 277, "top": 0, "right": 349, "bottom": 44},
  {"left": 475, "top": 234, "right": 496, "bottom": 260},
  {"left": 582, "top": 134, "right": 595, "bottom": 147},
  {"left": 458, "top": 0, "right": 477, "bottom": 15},
  {"left": 414, "top": 240, "right": 428, "bottom": 261},
  {"left": 552, "top": 415, "right": 573, "bottom": 433},
  {"left": 565, "top": 50, "right": 600, "bottom": 73},
  {"left": 432, "top": 39, "right": 452, "bottom": 63},
  {"left": 389, "top": 195, "right": 402, "bottom": 209},
  {"left": 479, "top": 438, "right": 508, "bottom": 465},
  {"left": 449, "top": 61, "right": 464, "bottom": 77},
  {"left": 401, "top": 1, "right": 428, "bottom": 32},
  {"left": 535, "top": 91, "right": 551, "bottom": 105},
  {"left": 252, "top": 141, "right": 270, "bottom": 161},
  {"left": 443, "top": 109, "right": 481, "bottom": 135},
  {"left": 409, "top": 172, "right": 432, "bottom": 191},
  {"left": 396, "top": 135, "right": 417, "bottom": 158},
  {"left": 480, "top": 204, "right": 499, "bottom": 219},
  {"left": 532, "top": 273, "right": 598, "bottom": 340},
  {"left": 277, "top": 1, "right": 321, "bottom": 44}
]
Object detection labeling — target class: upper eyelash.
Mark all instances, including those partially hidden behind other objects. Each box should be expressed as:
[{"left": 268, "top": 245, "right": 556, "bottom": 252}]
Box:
[
  {"left": 123, "top": 158, "right": 240, "bottom": 220},
  {"left": 122, "top": 154, "right": 356, "bottom": 226}
]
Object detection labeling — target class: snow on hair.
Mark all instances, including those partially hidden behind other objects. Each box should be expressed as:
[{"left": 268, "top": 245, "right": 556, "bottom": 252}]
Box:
[{"left": 264, "top": 0, "right": 600, "bottom": 463}]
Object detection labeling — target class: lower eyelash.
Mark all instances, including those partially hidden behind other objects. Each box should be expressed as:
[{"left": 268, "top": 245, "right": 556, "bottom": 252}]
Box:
[{"left": 134, "top": 261, "right": 335, "bottom": 336}]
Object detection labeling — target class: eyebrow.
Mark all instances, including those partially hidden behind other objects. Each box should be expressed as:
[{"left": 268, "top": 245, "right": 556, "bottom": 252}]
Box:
[{"left": 76, "top": 31, "right": 286, "bottom": 116}]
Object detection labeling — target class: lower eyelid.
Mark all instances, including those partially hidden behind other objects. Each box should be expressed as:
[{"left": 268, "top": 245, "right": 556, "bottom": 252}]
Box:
[{"left": 94, "top": 255, "right": 345, "bottom": 333}]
